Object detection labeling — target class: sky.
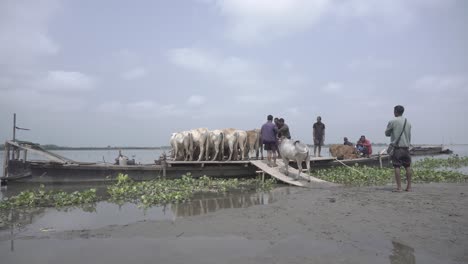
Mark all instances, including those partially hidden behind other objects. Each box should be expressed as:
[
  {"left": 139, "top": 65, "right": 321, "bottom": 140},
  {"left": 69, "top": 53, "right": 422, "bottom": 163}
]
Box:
[{"left": 0, "top": 0, "right": 467, "bottom": 147}]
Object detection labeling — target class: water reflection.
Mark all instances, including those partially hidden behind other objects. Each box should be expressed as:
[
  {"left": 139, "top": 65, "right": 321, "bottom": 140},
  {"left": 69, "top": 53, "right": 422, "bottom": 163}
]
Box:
[
  {"left": 0, "top": 187, "right": 289, "bottom": 251},
  {"left": 389, "top": 240, "right": 416, "bottom": 264},
  {"left": 172, "top": 190, "right": 279, "bottom": 217}
]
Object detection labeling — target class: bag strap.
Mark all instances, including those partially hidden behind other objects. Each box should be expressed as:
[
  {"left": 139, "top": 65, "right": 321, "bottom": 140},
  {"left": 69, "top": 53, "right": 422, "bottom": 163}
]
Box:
[{"left": 394, "top": 118, "right": 407, "bottom": 147}]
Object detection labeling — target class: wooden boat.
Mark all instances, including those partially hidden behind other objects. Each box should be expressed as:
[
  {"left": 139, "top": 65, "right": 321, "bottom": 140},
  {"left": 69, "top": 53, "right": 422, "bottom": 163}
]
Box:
[
  {"left": 409, "top": 145, "right": 453, "bottom": 156},
  {"left": 2, "top": 140, "right": 390, "bottom": 184}
]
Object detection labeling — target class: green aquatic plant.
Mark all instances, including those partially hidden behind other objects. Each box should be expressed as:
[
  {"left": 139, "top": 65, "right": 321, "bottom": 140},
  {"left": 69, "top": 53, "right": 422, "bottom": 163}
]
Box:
[
  {"left": 313, "top": 160, "right": 468, "bottom": 186},
  {"left": 0, "top": 185, "right": 97, "bottom": 210},
  {"left": 413, "top": 156, "right": 468, "bottom": 169},
  {"left": 107, "top": 173, "right": 276, "bottom": 207},
  {"left": 0, "top": 173, "right": 276, "bottom": 210}
]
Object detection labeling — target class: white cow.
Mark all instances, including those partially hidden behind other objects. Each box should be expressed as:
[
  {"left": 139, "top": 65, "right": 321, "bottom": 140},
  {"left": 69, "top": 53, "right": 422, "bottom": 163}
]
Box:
[
  {"left": 206, "top": 130, "right": 225, "bottom": 161},
  {"left": 190, "top": 128, "right": 209, "bottom": 161},
  {"left": 235, "top": 130, "right": 248, "bottom": 160},
  {"left": 222, "top": 128, "right": 239, "bottom": 161},
  {"left": 278, "top": 138, "right": 311, "bottom": 181},
  {"left": 170, "top": 131, "right": 193, "bottom": 161},
  {"left": 246, "top": 129, "right": 263, "bottom": 160}
]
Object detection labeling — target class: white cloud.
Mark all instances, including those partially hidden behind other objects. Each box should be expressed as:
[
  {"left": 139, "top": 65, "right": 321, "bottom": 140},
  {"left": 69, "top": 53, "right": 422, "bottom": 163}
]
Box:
[
  {"left": 321, "top": 82, "right": 343, "bottom": 94},
  {"left": 413, "top": 74, "right": 467, "bottom": 92},
  {"left": 205, "top": 0, "right": 453, "bottom": 43},
  {"left": 122, "top": 67, "right": 147, "bottom": 80},
  {"left": 168, "top": 48, "right": 256, "bottom": 78},
  {"left": 0, "top": 0, "right": 60, "bottom": 65},
  {"left": 214, "top": 0, "right": 330, "bottom": 43},
  {"left": 0, "top": 89, "right": 87, "bottom": 112},
  {"left": 39, "top": 71, "right": 96, "bottom": 91},
  {"left": 286, "top": 107, "right": 300, "bottom": 116},
  {"left": 168, "top": 48, "right": 304, "bottom": 108},
  {"left": 348, "top": 56, "right": 393, "bottom": 71},
  {"left": 97, "top": 100, "right": 186, "bottom": 119},
  {"left": 187, "top": 95, "right": 206, "bottom": 106}
]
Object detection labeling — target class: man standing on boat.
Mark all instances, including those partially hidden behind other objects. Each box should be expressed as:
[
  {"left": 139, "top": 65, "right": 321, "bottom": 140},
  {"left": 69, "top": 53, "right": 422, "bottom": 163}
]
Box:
[
  {"left": 278, "top": 118, "right": 291, "bottom": 139},
  {"left": 313, "top": 116, "right": 325, "bottom": 157},
  {"left": 261, "top": 115, "right": 279, "bottom": 167},
  {"left": 385, "top": 105, "right": 412, "bottom": 192}
]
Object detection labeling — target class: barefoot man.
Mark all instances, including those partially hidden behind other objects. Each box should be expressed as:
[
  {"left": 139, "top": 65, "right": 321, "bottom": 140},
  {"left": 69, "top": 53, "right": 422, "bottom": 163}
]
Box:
[
  {"left": 261, "top": 114, "right": 278, "bottom": 167},
  {"left": 313, "top": 116, "right": 325, "bottom": 157},
  {"left": 385, "top": 105, "right": 412, "bottom": 192}
]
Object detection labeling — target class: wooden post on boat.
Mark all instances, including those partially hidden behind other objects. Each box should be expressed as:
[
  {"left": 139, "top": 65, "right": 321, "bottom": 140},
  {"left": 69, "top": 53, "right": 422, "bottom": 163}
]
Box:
[
  {"left": 162, "top": 154, "right": 167, "bottom": 178},
  {"left": 23, "top": 149, "right": 27, "bottom": 163},
  {"left": 12, "top": 113, "right": 16, "bottom": 142},
  {"left": 2, "top": 142, "right": 10, "bottom": 185}
]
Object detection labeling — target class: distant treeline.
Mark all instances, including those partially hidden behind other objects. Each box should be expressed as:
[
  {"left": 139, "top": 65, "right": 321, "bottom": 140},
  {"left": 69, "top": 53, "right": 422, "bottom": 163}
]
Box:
[
  {"left": 0, "top": 143, "right": 170, "bottom": 150},
  {"left": 39, "top": 144, "right": 172, "bottom": 150}
]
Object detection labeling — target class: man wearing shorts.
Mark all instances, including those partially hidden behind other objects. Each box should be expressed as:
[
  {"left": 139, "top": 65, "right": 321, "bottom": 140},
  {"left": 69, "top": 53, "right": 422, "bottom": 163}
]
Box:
[
  {"left": 313, "top": 116, "right": 325, "bottom": 157},
  {"left": 385, "top": 105, "right": 412, "bottom": 192},
  {"left": 261, "top": 115, "right": 278, "bottom": 167}
]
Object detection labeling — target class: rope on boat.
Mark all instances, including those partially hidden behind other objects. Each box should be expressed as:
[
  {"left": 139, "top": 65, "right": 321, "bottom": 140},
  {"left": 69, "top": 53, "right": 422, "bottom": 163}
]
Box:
[{"left": 333, "top": 158, "right": 365, "bottom": 175}]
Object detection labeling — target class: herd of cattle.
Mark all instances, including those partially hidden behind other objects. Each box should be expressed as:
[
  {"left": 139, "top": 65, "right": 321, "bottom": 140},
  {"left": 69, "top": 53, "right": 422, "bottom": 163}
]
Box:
[{"left": 170, "top": 128, "right": 264, "bottom": 161}]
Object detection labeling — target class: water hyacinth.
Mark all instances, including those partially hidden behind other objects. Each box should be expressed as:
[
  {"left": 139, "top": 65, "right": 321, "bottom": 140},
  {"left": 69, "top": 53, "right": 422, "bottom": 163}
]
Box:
[
  {"left": 0, "top": 174, "right": 275, "bottom": 210},
  {"left": 313, "top": 156, "right": 468, "bottom": 186},
  {"left": 107, "top": 174, "right": 275, "bottom": 207},
  {"left": 0, "top": 185, "right": 97, "bottom": 210}
]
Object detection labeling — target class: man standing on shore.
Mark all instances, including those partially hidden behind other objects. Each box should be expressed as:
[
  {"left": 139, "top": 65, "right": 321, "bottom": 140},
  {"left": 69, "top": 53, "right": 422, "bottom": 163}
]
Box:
[
  {"left": 313, "top": 116, "right": 325, "bottom": 157},
  {"left": 261, "top": 115, "right": 278, "bottom": 167},
  {"left": 385, "top": 105, "right": 412, "bottom": 192}
]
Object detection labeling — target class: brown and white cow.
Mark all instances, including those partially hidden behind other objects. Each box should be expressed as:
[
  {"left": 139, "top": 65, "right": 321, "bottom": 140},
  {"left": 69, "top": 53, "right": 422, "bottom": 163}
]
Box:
[
  {"left": 170, "top": 131, "right": 193, "bottom": 161},
  {"left": 190, "top": 128, "right": 209, "bottom": 161},
  {"left": 206, "top": 129, "right": 225, "bottom": 161},
  {"left": 222, "top": 128, "right": 239, "bottom": 161},
  {"left": 246, "top": 129, "right": 263, "bottom": 160}
]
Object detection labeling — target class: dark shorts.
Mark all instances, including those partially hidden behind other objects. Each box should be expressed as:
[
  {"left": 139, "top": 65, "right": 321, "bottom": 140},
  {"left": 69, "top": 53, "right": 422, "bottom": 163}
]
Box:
[
  {"left": 392, "top": 147, "right": 412, "bottom": 168},
  {"left": 314, "top": 138, "right": 324, "bottom": 146},
  {"left": 263, "top": 141, "right": 277, "bottom": 151}
]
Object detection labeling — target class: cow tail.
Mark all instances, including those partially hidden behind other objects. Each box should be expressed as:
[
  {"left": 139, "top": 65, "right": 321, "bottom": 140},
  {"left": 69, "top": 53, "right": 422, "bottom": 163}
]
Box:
[
  {"left": 221, "top": 132, "right": 225, "bottom": 160},
  {"left": 189, "top": 132, "right": 194, "bottom": 160},
  {"left": 205, "top": 132, "right": 210, "bottom": 160}
]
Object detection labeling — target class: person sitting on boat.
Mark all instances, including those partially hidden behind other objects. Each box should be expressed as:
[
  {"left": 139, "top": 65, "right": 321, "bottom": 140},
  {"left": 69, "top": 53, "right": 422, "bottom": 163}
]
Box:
[
  {"left": 343, "top": 137, "right": 354, "bottom": 147},
  {"left": 356, "top": 135, "right": 372, "bottom": 157}
]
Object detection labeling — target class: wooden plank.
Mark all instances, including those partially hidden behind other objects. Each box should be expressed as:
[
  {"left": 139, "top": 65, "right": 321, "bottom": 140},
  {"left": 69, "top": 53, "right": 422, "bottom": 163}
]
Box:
[
  {"left": 249, "top": 160, "right": 306, "bottom": 187},
  {"left": 167, "top": 160, "right": 250, "bottom": 165},
  {"left": 308, "top": 156, "right": 336, "bottom": 162},
  {"left": 7, "top": 141, "right": 76, "bottom": 163},
  {"left": 275, "top": 160, "right": 339, "bottom": 187}
]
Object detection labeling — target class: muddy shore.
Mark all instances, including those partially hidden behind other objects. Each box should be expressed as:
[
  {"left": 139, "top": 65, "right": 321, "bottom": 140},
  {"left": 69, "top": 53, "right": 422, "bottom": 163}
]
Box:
[{"left": 1, "top": 183, "right": 467, "bottom": 264}]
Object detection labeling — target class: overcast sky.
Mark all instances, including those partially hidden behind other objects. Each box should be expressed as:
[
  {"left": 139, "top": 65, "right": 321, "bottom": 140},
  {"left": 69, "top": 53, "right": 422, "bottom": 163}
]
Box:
[{"left": 0, "top": 0, "right": 467, "bottom": 147}]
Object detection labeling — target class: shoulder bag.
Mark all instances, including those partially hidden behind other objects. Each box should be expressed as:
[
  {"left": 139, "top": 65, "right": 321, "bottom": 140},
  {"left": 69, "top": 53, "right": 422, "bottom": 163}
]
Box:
[{"left": 387, "top": 118, "right": 407, "bottom": 157}]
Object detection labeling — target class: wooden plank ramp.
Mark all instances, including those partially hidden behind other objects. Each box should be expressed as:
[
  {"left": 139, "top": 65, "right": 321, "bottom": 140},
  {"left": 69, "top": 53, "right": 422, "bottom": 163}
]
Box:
[
  {"left": 249, "top": 160, "right": 306, "bottom": 187},
  {"left": 250, "top": 160, "right": 339, "bottom": 188}
]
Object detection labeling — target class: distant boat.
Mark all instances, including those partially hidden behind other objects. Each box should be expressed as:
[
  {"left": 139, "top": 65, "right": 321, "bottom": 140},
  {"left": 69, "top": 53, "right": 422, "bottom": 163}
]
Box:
[{"left": 409, "top": 145, "right": 453, "bottom": 156}]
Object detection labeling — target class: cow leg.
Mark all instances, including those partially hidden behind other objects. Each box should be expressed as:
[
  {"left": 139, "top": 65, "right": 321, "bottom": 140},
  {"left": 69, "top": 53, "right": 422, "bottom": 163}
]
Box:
[
  {"left": 283, "top": 158, "right": 289, "bottom": 176},
  {"left": 198, "top": 140, "right": 205, "bottom": 162},
  {"left": 296, "top": 159, "right": 302, "bottom": 180},
  {"left": 174, "top": 145, "right": 179, "bottom": 160},
  {"left": 305, "top": 154, "right": 311, "bottom": 182},
  {"left": 212, "top": 142, "right": 219, "bottom": 161},
  {"left": 239, "top": 144, "right": 245, "bottom": 160},
  {"left": 183, "top": 147, "right": 188, "bottom": 161},
  {"left": 227, "top": 142, "right": 234, "bottom": 161}
]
